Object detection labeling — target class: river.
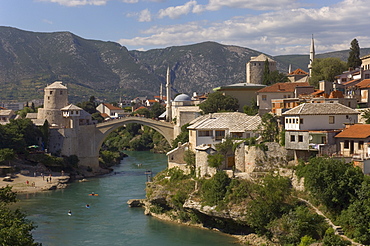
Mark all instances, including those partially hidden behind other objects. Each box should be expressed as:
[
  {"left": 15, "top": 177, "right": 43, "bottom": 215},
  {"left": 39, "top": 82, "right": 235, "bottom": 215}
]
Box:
[{"left": 18, "top": 151, "right": 238, "bottom": 246}]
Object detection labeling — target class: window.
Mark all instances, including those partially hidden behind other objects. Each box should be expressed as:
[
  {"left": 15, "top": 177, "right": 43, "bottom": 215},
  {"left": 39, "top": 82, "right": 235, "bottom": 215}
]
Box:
[
  {"left": 344, "top": 140, "right": 349, "bottom": 149},
  {"left": 290, "top": 135, "right": 295, "bottom": 142},
  {"left": 359, "top": 141, "right": 364, "bottom": 149},
  {"left": 50, "top": 91, "right": 53, "bottom": 95},
  {"left": 329, "top": 116, "right": 335, "bottom": 124},
  {"left": 60, "top": 91, "right": 63, "bottom": 95},
  {"left": 300, "top": 118, "right": 303, "bottom": 124},
  {"left": 262, "top": 95, "right": 267, "bottom": 101},
  {"left": 215, "top": 130, "right": 225, "bottom": 140},
  {"left": 285, "top": 118, "right": 288, "bottom": 124},
  {"left": 198, "top": 130, "right": 212, "bottom": 137},
  {"left": 298, "top": 135, "right": 303, "bottom": 142}
]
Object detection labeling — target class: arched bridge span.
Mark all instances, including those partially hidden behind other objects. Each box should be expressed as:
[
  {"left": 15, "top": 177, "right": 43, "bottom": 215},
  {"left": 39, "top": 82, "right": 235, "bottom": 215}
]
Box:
[
  {"left": 73, "top": 117, "right": 174, "bottom": 169},
  {"left": 95, "top": 117, "right": 174, "bottom": 148}
]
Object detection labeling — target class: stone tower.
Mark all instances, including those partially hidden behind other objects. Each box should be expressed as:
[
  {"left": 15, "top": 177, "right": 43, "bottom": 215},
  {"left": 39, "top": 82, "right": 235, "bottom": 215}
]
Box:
[
  {"left": 246, "top": 54, "right": 277, "bottom": 84},
  {"left": 166, "top": 67, "right": 172, "bottom": 122},
  {"left": 37, "top": 81, "right": 69, "bottom": 127},
  {"left": 308, "top": 35, "right": 315, "bottom": 77}
]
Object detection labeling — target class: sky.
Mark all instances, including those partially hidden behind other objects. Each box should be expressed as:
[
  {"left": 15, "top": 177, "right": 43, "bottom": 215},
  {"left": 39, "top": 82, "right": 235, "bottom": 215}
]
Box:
[{"left": 0, "top": 0, "right": 369, "bottom": 56}]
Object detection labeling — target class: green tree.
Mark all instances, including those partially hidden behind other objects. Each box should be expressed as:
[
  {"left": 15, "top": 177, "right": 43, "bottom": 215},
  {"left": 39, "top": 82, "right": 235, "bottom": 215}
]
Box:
[
  {"left": 243, "top": 99, "right": 258, "bottom": 116},
  {"left": 77, "top": 100, "right": 97, "bottom": 115},
  {"left": 207, "top": 137, "right": 236, "bottom": 169},
  {"left": 150, "top": 102, "right": 165, "bottom": 118},
  {"left": 259, "top": 113, "right": 279, "bottom": 142},
  {"left": 0, "top": 186, "right": 41, "bottom": 246},
  {"left": 171, "top": 123, "right": 190, "bottom": 148},
  {"left": 0, "top": 148, "right": 15, "bottom": 165},
  {"left": 322, "top": 228, "right": 350, "bottom": 246},
  {"left": 201, "top": 171, "right": 231, "bottom": 206},
  {"left": 338, "top": 177, "right": 370, "bottom": 244},
  {"left": 262, "top": 58, "right": 271, "bottom": 85},
  {"left": 245, "top": 174, "right": 292, "bottom": 235},
  {"left": 347, "top": 39, "right": 362, "bottom": 69},
  {"left": 297, "top": 157, "right": 364, "bottom": 213},
  {"left": 199, "top": 92, "right": 239, "bottom": 114},
  {"left": 310, "top": 57, "right": 347, "bottom": 88},
  {"left": 133, "top": 107, "right": 151, "bottom": 118},
  {"left": 268, "top": 206, "right": 327, "bottom": 245}
]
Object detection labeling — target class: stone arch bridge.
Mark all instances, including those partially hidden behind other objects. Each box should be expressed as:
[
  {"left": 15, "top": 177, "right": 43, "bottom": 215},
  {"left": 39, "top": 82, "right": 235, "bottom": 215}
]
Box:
[{"left": 72, "top": 117, "right": 174, "bottom": 169}]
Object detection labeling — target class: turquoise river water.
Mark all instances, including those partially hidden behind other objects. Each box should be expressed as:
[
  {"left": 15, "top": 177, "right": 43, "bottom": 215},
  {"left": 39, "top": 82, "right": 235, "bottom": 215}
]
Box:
[{"left": 18, "top": 151, "right": 238, "bottom": 246}]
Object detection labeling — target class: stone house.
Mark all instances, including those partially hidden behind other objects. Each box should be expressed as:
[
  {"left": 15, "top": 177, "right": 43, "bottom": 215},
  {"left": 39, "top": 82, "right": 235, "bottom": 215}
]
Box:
[
  {"left": 187, "top": 112, "right": 261, "bottom": 151},
  {"left": 96, "top": 103, "right": 125, "bottom": 119},
  {"left": 287, "top": 68, "right": 309, "bottom": 83},
  {"left": 334, "top": 124, "right": 370, "bottom": 174},
  {"left": 0, "top": 109, "right": 19, "bottom": 125},
  {"left": 283, "top": 103, "right": 359, "bottom": 160}
]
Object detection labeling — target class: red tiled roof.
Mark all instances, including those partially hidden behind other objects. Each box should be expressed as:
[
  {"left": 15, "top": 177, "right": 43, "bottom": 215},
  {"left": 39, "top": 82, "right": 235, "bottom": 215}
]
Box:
[
  {"left": 356, "top": 79, "right": 370, "bottom": 89},
  {"left": 101, "top": 113, "right": 109, "bottom": 118},
  {"left": 329, "top": 90, "right": 344, "bottom": 98},
  {"left": 342, "top": 79, "right": 361, "bottom": 86},
  {"left": 147, "top": 99, "right": 156, "bottom": 103},
  {"left": 257, "top": 82, "right": 310, "bottom": 93},
  {"left": 335, "top": 124, "right": 370, "bottom": 139},
  {"left": 103, "top": 103, "right": 122, "bottom": 110},
  {"left": 134, "top": 106, "right": 147, "bottom": 112},
  {"left": 288, "top": 68, "right": 308, "bottom": 75},
  {"left": 154, "top": 96, "right": 167, "bottom": 100}
]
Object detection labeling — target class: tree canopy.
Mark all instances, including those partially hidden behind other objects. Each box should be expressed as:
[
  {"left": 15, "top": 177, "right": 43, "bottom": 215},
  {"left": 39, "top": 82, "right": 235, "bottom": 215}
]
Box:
[
  {"left": 309, "top": 57, "right": 347, "bottom": 88},
  {"left": 347, "top": 39, "right": 362, "bottom": 69},
  {"left": 0, "top": 186, "right": 41, "bottom": 246},
  {"left": 199, "top": 92, "right": 239, "bottom": 114}
]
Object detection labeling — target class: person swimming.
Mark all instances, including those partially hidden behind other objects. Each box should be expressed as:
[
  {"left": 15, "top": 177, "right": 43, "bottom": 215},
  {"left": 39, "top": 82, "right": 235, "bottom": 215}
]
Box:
[
  {"left": 86, "top": 204, "right": 90, "bottom": 208},
  {"left": 68, "top": 210, "right": 72, "bottom": 216}
]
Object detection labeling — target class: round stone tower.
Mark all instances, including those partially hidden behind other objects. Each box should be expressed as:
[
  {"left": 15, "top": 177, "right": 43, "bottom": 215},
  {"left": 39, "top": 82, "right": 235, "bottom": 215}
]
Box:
[{"left": 37, "top": 81, "right": 69, "bottom": 127}]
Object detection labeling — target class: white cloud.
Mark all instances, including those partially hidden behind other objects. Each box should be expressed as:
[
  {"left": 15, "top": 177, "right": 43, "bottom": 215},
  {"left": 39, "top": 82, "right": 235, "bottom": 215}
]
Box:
[
  {"left": 42, "top": 19, "right": 53, "bottom": 24},
  {"left": 119, "top": 0, "right": 370, "bottom": 55},
  {"left": 122, "top": 0, "right": 139, "bottom": 3},
  {"left": 138, "top": 9, "right": 152, "bottom": 22},
  {"left": 38, "top": 0, "right": 109, "bottom": 7},
  {"left": 158, "top": 1, "right": 198, "bottom": 19},
  {"left": 205, "top": 0, "right": 299, "bottom": 11}
]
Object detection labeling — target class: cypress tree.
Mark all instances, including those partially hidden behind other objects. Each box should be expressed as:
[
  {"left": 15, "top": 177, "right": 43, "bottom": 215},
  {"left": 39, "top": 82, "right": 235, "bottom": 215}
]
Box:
[
  {"left": 262, "top": 58, "right": 270, "bottom": 85},
  {"left": 347, "top": 39, "right": 362, "bottom": 68}
]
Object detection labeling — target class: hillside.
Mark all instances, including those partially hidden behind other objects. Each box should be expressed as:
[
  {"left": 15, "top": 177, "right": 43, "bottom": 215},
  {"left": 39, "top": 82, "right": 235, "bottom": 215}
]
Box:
[{"left": 0, "top": 26, "right": 369, "bottom": 103}]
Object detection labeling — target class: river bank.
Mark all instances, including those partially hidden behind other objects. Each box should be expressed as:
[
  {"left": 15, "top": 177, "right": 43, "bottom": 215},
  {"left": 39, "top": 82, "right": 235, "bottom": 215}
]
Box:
[
  {"left": 0, "top": 172, "right": 70, "bottom": 194},
  {"left": 127, "top": 198, "right": 275, "bottom": 246}
]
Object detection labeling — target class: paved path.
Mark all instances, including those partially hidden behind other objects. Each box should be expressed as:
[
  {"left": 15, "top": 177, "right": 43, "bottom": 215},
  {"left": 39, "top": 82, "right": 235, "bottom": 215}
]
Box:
[{"left": 297, "top": 197, "right": 363, "bottom": 246}]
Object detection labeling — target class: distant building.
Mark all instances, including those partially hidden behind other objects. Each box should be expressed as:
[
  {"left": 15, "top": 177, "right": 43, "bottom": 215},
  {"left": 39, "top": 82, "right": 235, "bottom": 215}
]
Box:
[
  {"left": 246, "top": 54, "right": 277, "bottom": 84},
  {"left": 213, "top": 82, "right": 265, "bottom": 112},
  {"left": 256, "top": 82, "right": 312, "bottom": 115},
  {"left": 0, "top": 109, "right": 19, "bottom": 125},
  {"left": 287, "top": 69, "right": 309, "bottom": 83},
  {"left": 96, "top": 103, "right": 125, "bottom": 119}
]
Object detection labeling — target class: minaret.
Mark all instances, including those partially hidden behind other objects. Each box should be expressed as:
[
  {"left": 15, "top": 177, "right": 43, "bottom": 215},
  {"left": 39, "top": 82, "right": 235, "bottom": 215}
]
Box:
[
  {"left": 160, "top": 83, "right": 163, "bottom": 101},
  {"left": 288, "top": 64, "right": 292, "bottom": 74},
  {"left": 308, "top": 34, "right": 315, "bottom": 77},
  {"left": 165, "top": 67, "right": 172, "bottom": 122}
]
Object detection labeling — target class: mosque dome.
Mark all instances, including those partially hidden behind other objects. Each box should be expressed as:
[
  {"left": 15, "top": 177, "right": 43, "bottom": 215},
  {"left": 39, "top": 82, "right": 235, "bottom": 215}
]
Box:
[{"left": 174, "top": 93, "right": 191, "bottom": 102}]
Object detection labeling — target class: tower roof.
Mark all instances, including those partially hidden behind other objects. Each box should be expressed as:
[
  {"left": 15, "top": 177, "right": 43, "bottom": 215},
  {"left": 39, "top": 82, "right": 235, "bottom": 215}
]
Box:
[
  {"left": 46, "top": 81, "right": 67, "bottom": 90},
  {"left": 249, "top": 54, "right": 275, "bottom": 62}
]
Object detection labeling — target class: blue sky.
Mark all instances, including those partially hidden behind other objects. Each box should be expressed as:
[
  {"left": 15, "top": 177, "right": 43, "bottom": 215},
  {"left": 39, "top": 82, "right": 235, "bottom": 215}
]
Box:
[{"left": 1, "top": 0, "right": 369, "bottom": 55}]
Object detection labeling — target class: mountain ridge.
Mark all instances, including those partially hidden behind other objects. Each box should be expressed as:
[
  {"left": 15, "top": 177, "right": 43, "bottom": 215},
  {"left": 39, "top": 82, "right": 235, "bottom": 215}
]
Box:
[{"left": 0, "top": 26, "right": 369, "bottom": 103}]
